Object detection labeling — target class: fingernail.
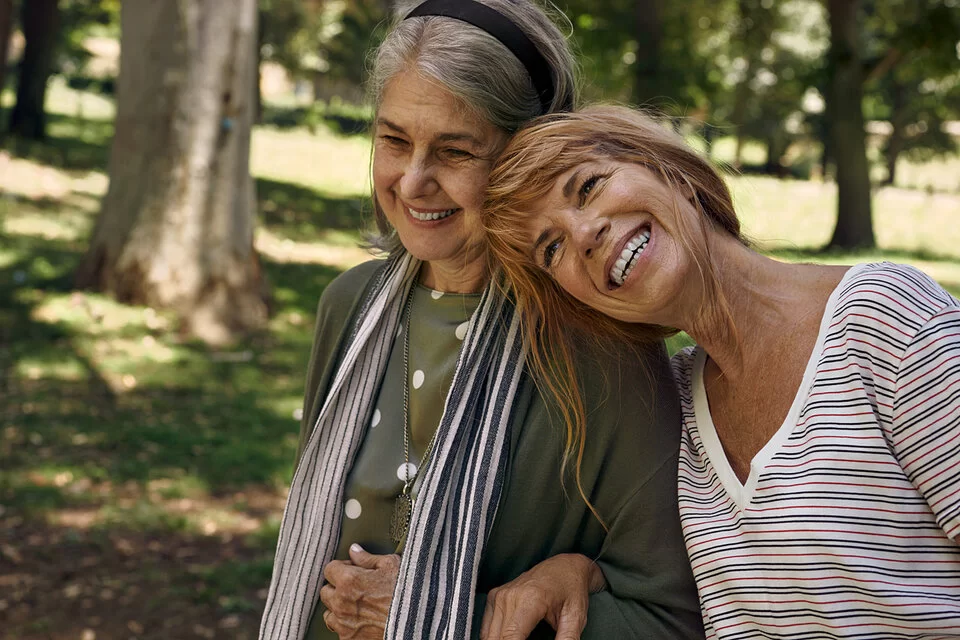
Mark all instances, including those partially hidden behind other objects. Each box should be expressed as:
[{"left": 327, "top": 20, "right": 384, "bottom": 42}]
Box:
[{"left": 351, "top": 543, "right": 363, "bottom": 553}]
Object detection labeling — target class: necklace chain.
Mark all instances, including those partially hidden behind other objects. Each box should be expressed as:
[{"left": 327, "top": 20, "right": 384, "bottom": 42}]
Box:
[{"left": 391, "top": 286, "right": 441, "bottom": 544}]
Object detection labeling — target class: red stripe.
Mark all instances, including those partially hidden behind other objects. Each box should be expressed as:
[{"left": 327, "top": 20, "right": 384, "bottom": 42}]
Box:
[
  {"left": 898, "top": 352, "right": 960, "bottom": 402},
  {"left": 884, "top": 270, "right": 944, "bottom": 309},
  {"left": 765, "top": 457, "right": 901, "bottom": 470},
  {"left": 744, "top": 503, "right": 930, "bottom": 516},
  {"left": 692, "top": 550, "right": 958, "bottom": 571},
  {"left": 760, "top": 479, "right": 911, "bottom": 491},
  {"left": 844, "top": 312, "right": 913, "bottom": 338}
]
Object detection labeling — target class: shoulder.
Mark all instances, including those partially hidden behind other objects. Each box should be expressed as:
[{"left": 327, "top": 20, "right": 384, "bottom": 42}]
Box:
[
  {"left": 310, "top": 259, "right": 387, "bottom": 351},
  {"left": 826, "top": 262, "right": 959, "bottom": 376},
  {"left": 834, "top": 262, "right": 957, "bottom": 329},
  {"left": 317, "top": 259, "right": 386, "bottom": 311},
  {"left": 570, "top": 336, "right": 684, "bottom": 463}
]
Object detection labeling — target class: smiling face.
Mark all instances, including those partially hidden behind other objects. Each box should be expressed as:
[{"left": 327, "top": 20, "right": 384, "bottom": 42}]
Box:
[
  {"left": 373, "top": 69, "right": 509, "bottom": 291},
  {"left": 525, "top": 160, "right": 702, "bottom": 325}
]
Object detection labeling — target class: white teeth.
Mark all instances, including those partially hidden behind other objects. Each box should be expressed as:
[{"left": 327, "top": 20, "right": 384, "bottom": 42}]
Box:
[
  {"left": 409, "top": 207, "right": 457, "bottom": 222},
  {"left": 609, "top": 229, "right": 650, "bottom": 286}
]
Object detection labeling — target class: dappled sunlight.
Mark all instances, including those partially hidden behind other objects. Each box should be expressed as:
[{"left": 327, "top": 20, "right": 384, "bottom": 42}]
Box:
[
  {"left": 251, "top": 126, "right": 372, "bottom": 198},
  {"left": 256, "top": 225, "right": 371, "bottom": 269},
  {"left": 730, "top": 175, "right": 960, "bottom": 257}
]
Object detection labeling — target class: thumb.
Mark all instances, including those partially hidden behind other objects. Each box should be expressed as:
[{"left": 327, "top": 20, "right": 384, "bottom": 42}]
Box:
[
  {"left": 348, "top": 543, "right": 381, "bottom": 569},
  {"left": 553, "top": 603, "right": 586, "bottom": 640}
]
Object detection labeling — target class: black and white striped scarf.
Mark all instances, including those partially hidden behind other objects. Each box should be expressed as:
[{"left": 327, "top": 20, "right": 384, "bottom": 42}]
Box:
[{"left": 259, "top": 252, "right": 527, "bottom": 639}]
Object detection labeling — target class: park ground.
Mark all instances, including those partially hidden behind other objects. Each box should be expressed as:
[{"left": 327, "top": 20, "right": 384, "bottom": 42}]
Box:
[{"left": 1, "top": 82, "right": 959, "bottom": 639}]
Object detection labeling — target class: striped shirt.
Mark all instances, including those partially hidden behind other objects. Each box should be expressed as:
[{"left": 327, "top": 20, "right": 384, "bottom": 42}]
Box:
[{"left": 675, "top": 262, "right": 960, "bottom": 638}]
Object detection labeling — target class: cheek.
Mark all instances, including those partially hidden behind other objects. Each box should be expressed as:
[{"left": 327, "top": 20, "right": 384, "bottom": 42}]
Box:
[
  {"left": 445, "top": 170, "right": 488, "bottom": 210},
  {"left": 372, "top": 153, "right": 397, "bottom": 196}
]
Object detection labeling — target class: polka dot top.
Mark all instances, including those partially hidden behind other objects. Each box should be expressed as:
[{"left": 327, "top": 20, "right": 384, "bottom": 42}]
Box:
[{"left": 334, "top": 284, "right": 481, "bottom": 558}]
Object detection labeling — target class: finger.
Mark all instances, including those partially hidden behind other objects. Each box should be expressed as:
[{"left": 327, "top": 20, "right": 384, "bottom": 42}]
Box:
[
  {"left": 323, "top": 559, "right": 350, "bottom": 586},
  {"left": 501, "top": 599, "right": 544, "bottom": 640},
  {"left": 347, "top": 543, "right": 381, "bottom": 570},
  {"left": 484, "top": 592, "right": 506, "bottom": 640},
  {"left": 319, "top": 584, "right": 335, "bottom": 610},
  {"left": 480, "top": 590, "right": 497, "bottom": 639},
  {"left": 322, "top": 609, "right": 336, "bottom": 633},
  {"left": 553, "top": 601, "right": 588, "bottom": 640}
]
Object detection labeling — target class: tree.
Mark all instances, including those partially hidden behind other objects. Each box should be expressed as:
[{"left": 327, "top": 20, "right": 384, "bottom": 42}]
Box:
[
  {"left": 825, "top": 0, "right": 874, "bottom": 249},
  {"left": 862, "top": 0, "right": 960, "bottom": 186},
  {"left": 0, "top": 0, "right": 14, "bottom": 101},
  {"left": 75, "top": 0, "right": 269, "bottom": 345},
  {"left": 8, "top": 0, "right": 60, "bottom": 139}
]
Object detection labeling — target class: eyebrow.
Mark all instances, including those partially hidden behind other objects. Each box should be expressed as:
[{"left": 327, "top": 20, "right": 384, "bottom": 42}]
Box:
[
  {"left": 376, "top": 117, "right": 483, "bottom": 146},
  {"left": 532, "top": 229, "right": 551, "bottom": 257},
  {"left": 561, "top": 169, "right": 581, "bottom": 200}
]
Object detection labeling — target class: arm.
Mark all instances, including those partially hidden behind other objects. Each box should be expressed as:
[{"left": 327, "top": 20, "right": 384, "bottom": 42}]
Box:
[
  {"left": 478, "top": 342, "right": 705, "bottom": 639},
  {"left": 580, "top": 456, "right": 704, "bottom": 639},
  {"left": 476, "top": 457, "right": 703, "bottom": 640},
  {"left": 479, "top": 554, "right": 605, "bottom": 640},
  {"left": 891, "top": 303, "right": 960, "bottom": 541}
]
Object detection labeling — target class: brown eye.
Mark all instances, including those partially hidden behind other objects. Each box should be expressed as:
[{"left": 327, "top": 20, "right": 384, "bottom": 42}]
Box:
[
  {"left": 578, "top": 174, "right": 603, "bottom": 206},
  {"left": 543, "top": 238, "right": 561, "bottom": 269}
]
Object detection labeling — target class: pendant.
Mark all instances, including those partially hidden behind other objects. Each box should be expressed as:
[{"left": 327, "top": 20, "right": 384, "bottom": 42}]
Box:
[{"left": 390, "top": 492, "right": 413, "bottom": 545}]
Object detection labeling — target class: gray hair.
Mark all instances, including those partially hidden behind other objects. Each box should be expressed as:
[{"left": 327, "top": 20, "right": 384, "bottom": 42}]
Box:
[{"left": 366, "top": 0, "right": 577, "bottom": 253}]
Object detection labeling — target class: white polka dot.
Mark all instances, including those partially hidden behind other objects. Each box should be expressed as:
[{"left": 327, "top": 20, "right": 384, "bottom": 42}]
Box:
[
  {"left": 455, "top": 321, "right": 469, "bottom": 341},
  {"left": 371, "top": 409, "right": 381, "bottom": 428},
  {"left": 431, "top": 290, "right": 444, "bottom": 300},
  {"left": 345, "top": 499, "right": 362, "bottom": 519},
  {"left": 412, "top": 370, "right": 425, "bottom": 389},
  {"left": 397, "top": 462, "right": 417, "bottom": 481}
]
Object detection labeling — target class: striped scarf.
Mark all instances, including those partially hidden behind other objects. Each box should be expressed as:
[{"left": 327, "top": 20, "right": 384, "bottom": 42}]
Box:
[{"left": 259, "top": 252, "right": 528, "bottom": 639}]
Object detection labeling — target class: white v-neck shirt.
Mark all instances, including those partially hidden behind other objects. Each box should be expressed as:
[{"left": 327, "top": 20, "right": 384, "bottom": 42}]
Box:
[{"left": 674, "top": 262, "right": 960, "bottom": 638}]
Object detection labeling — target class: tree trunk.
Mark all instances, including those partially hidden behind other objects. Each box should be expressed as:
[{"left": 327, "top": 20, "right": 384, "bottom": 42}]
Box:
[
  {"left": 764, "top": 134, "right": 786, "bottom": 176},
  {"left": 882, "top": 81, "right": 907, "bottom": 187},
  {"left": 8, "top": 0, "right": 60, "bottom": 139},
  {"left": 0, "top": 0, "right": 14, "bottom": 100},
  {"left": 632, "top": 0, "right": 662, "bottom": 107},
  {"left": 75, "top": 0, "right": 269, "bottom": 345},
  {"left": 825, "top": 0, "right": 875, "bottom": 249}
]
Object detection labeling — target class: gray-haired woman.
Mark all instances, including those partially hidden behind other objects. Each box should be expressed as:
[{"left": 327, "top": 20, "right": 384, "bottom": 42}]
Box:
[{"left": 259, "top": 2, "right": 704, "bottom": 639}]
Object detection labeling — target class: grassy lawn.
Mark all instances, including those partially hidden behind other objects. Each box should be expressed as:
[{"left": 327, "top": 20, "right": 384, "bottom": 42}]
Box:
[{"left": 1, "top": 83, "right": 958, "bottom": 638}]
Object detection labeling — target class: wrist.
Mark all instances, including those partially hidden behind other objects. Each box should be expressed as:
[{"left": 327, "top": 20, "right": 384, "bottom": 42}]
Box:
[{"left": 560, "top": 553, "right": 606, "bottom": 593}]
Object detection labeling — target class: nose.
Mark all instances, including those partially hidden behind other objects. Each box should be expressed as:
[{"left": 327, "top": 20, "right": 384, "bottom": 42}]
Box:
[
  {"left": 397, "top": 152, "right": 438, "bottom": 200},
  {"left": 573, "top": 215, "right": 610, "bottom": 259}
]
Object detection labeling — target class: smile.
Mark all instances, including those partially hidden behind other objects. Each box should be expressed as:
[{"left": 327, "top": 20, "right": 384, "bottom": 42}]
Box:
[
  {"left": 407, "top": 206, "right": 459, "bottom": 222},
  {"left": 610, "top": 228, "right": 650, "bottom": 287}
]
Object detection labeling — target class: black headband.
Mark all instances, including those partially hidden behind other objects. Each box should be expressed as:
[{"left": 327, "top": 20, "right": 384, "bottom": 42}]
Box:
[{"left": 404, "top": 0, "right": 563, "bottom": 114}]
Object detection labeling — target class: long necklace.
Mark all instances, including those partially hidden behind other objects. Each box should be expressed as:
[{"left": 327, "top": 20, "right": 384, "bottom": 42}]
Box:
[{"left": 389, "top": 288, "right": 441, "bottom": 545}]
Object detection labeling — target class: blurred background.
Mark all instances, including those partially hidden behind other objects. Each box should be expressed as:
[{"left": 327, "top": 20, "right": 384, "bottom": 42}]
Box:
[{"left": 1, "top": 0, "right": 958, "bottom": 638}]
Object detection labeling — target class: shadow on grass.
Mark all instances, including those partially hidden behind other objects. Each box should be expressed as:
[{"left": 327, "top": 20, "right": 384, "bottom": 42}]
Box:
[
  {"left": 764, "top": 244, "right": 960, "bottom": 264},
  {"left": 2, "top": 112, "right": 114, "bottom": 173},
  {"left": 763, "top": 245, "right": 960, "bottom": 299},
  {"left": 1, "top": 232, "right": 342, "bottom": 513},
  {"left": 257, "top": 177, "right": 369, "bottom": 242},
  {"left": 0, "top": 516, "right": 269, "bottom": 639}
]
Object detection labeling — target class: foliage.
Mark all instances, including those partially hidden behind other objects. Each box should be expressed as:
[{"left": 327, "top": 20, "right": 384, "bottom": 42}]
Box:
[
  {"left": 861, "top": 0, "right": 960, "bottom": 170},
  {"left": 58, "top": 0, "right": 120, "bottom": 75}
]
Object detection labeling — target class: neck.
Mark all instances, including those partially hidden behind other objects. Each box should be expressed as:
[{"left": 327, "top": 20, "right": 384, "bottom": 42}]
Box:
[
  {"left": 674, "top": 236, "right": 842, "bottom": 381},
  {"left": 419, "top": 255, "right": 489, "bottom": 293}
]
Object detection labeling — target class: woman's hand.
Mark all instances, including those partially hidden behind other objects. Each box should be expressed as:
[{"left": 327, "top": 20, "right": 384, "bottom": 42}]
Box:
[
  {"left": 319, "top": 544, "right": 400, "bottom": 639},
  {"left": 480, "top": 553, "right": 607, "bottom": 640}
]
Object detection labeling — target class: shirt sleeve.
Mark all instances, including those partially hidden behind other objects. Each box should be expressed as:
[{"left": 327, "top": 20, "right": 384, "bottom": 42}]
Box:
[
  {"left": 891, "top": 302, "right": 960, "bottom": 539},
  {"left": 582, "top": 455, "right": 706, "bottom": 639}
]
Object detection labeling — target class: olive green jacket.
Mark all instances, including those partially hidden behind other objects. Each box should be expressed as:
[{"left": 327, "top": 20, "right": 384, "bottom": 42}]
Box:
[{"left": 295, "top": 260, "right": 705, "bottom": 639}]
